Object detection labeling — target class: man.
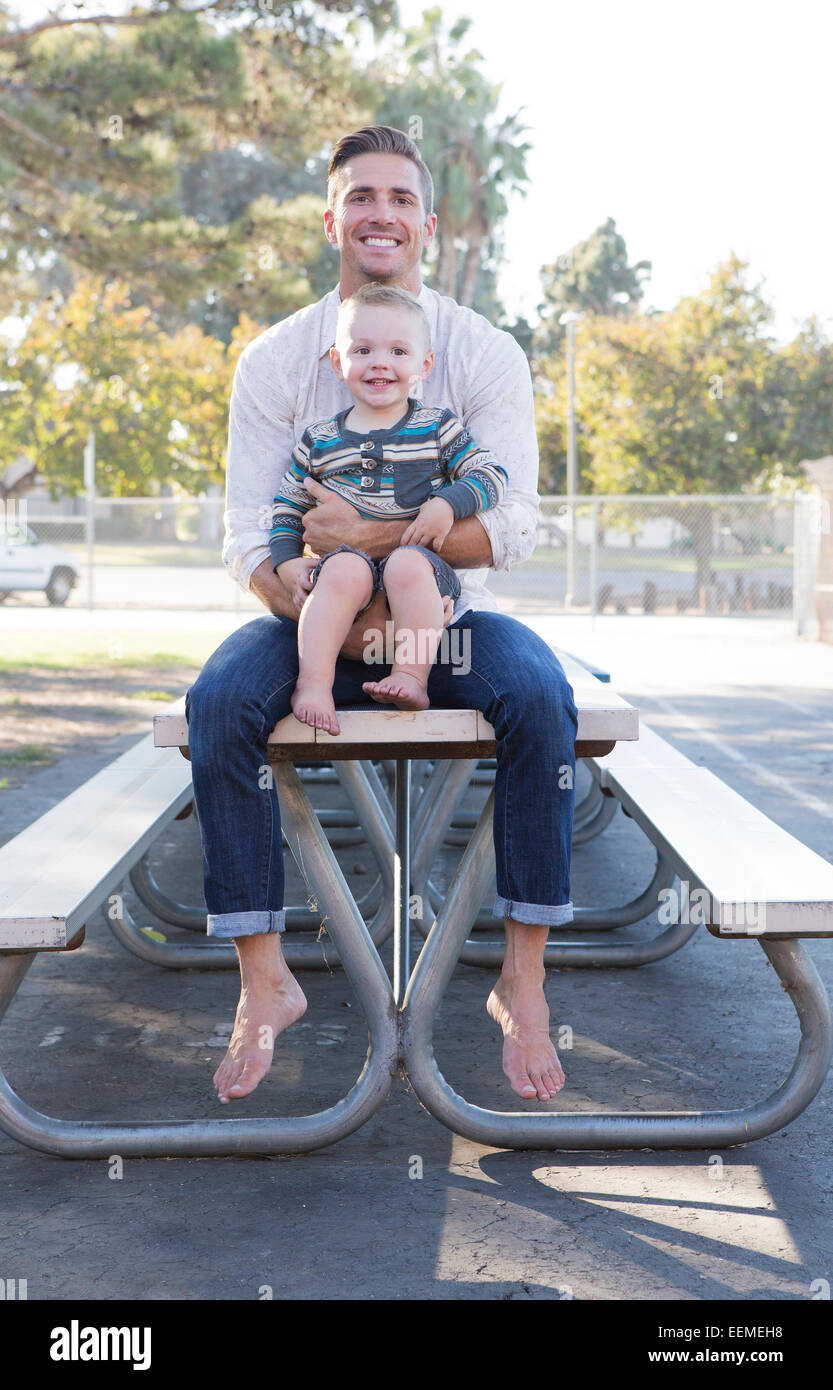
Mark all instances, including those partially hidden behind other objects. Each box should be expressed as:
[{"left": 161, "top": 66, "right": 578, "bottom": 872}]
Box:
[{"left": 187, "top": 125, "right": 578, "bottom": 1108}]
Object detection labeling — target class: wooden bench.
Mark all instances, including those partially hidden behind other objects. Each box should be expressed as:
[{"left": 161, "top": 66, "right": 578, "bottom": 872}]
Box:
[
  {"left": 586, "top": 723, "right": 833, "bottom": 937},
  {"left": 0, "top": 735, "right": 192, "bottom": 953}
]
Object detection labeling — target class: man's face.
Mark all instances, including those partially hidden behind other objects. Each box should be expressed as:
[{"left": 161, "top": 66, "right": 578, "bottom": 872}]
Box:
[
  {"left": 330, "top": 304, "right": 434, "bottom": 411},
  {"left": 324, "top": 152, "right": 437, "bottom": 283}
]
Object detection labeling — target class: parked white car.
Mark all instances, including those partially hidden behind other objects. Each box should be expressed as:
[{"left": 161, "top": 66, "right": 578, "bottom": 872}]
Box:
[{"left": 0, "top": 520, "right": 79, "bottom": 606}]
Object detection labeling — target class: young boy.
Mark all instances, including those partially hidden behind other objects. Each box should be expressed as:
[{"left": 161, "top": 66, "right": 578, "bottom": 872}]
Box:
[{"left": 269, "top": 282, "right": 508, "bottom": 736}]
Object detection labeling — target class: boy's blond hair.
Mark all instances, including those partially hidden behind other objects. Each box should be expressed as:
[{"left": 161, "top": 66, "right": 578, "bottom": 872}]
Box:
[{"left": 338, "top": 282, "right": 431, "bottom": 353}]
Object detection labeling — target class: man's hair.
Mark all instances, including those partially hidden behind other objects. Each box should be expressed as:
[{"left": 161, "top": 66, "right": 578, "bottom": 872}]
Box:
[
  {"left": 328, "top": 126, "right": 434, "bottom": 218},
  {"left": 338, "top": 282, "right": 432, "bottom": 353}
]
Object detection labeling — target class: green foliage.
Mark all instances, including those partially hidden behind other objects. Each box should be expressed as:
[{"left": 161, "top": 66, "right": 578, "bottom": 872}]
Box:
[
  {"left": 0, "top": 275, "right": 264, "bottom": 497},
  {"left": 534, "top": 255, "right": 830, "bottom": 500},
  {"left": 0, "top": 0, "right": 381, "bottom": 329},
  {"left": 535, "top": 217, "right": 652, "bottom": 354}
]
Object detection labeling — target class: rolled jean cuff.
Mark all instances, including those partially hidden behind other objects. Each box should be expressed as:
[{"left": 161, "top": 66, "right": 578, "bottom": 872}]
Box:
[
  {"left": 494, "top": 896, "right": 574, "bottom": 927},
  {"left": 206, "top": 909, "right": 286, "bottom": 938}
]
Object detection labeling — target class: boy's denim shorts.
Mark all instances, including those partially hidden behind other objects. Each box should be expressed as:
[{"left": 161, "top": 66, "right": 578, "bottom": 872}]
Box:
[{"left": 310, "top": 543, "right": 461, "bottom": 618}]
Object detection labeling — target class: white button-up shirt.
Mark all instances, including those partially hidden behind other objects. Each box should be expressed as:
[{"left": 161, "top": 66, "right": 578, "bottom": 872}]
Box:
[{"left": 223, "top": 282, "right": 540, "bottom": 618}]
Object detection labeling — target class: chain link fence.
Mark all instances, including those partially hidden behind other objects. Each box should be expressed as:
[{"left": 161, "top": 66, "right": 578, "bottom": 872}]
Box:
[
  {"left": 0, "top": 492, "right": 823, "bottom": 630},
  {"left": 490, "top": 495, "right": 820, "bottom": 630}
]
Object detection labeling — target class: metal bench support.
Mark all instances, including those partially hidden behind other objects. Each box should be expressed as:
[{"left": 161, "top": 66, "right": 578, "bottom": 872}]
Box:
[
  {"left": 0, "top": 763, "right": 398, "bottom": 1158},
  {"left": 401, "top": 797, "right": 833, "bottom": 1149}
]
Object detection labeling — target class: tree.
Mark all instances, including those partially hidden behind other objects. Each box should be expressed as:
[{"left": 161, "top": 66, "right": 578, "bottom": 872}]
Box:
[
  {"left": 0, "top": 274, "right": 262, "bottom": 498},
  {"left": 0, "top": 0, "right": 388, "bottom": 327},
  {"left": 371, "top": 7, "right": 531, "bottom": 311},
  {"left": 535, "top": 216, "right": 652, "bottom": 354},
  {"left": 534, "top": 256, "right": 810, "bottom": 594}
]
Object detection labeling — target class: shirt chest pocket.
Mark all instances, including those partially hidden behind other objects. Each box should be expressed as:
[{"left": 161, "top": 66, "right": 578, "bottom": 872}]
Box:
[{"left": 393, "top": 464, "right": 444, "bottom": 511}]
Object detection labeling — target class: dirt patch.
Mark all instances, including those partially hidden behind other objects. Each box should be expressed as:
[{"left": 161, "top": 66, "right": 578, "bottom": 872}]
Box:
[{"left": 0, "top": 663, "right": 200, "bottom": 790}]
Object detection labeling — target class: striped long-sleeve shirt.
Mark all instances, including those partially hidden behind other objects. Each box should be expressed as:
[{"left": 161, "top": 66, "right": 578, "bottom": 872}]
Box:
[{"left": 268, "top": 397, "right": 508, "bottom": 571}]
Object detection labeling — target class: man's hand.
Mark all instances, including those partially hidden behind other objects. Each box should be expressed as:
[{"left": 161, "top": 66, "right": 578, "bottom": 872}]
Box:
[
  {"left": 298, "top": 476, "right": 494, "bottom": 567},
  {"left": 301, "top": 477, "right": 366, "bottom": 556},
  {"left": 249, "top": 557, "right": 299, "bottom": 619},
  {"left": 401, "top": 496, "right": 454, "bottom": 552},
  {"left": 276, "top": 556, "right": 315, "bottom": 614}
]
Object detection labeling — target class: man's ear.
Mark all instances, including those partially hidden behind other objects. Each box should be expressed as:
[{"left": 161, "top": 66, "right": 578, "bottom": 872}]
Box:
[
  {"left": 422, "top": 212, "right": 438, "bottom": 253},
  {"left": 329, "top": 345, "right": 344, "bottom": 379},
  {"left": 323, "top": 208, "right": 338, "bottom": 247}
]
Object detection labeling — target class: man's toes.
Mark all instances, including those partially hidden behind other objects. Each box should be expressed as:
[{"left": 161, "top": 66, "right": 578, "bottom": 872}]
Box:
[
  {"left": 213, "top": 1055, "right": 235, "bottom": 1092},
  {"left": 224, "top": 1056, "right": 265, "bottom": 1100},
  {"left": 507, "top": 1066, "right": 537, "bottom": 1099},
  {"left": 547, "top": 1064, "right": 565, "bottom": 1094},
  {"left": 527, "top": 1070, "right": 550, "bottom": 1101}
]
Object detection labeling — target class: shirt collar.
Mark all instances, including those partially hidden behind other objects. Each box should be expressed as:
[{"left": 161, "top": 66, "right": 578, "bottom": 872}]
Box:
[{"left": 318, "top": 282, "right": 438, "bottom": 361}]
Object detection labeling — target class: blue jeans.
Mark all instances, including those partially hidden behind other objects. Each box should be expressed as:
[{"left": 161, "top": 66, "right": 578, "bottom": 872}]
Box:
[{"left": 185, "top": 611, "right": 578, "bottom": 938}]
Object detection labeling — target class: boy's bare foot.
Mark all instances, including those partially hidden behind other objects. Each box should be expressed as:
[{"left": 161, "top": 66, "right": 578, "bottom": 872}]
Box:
[
  {"left": 291, "top": 679, "right": 340, "bottom": 735},
  {"left": 214, "top": 964, "right": 307, "bottom": 1104},
  {"left": 486, "top": 976, "right": 565, "bottom": 1102},
  {"left": 362, "top": 671, "right": 429, "bottom": 710}
]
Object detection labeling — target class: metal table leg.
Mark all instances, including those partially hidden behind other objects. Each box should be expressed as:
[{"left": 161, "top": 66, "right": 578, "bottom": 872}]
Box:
[{"left": 393, "top": 760, "right": 411, "bottom": 1006}]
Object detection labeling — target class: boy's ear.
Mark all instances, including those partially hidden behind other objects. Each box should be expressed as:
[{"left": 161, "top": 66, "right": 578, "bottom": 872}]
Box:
[
  {"left": 329, "top": 345, "right": 344, "bottom": 379},
  {"left": 420, "top": 348, "right": 435, "bottom": 381}
]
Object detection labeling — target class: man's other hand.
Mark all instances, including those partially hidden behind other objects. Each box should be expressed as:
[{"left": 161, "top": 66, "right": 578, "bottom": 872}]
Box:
[
  {"left": 249, "top": 557, "right": 299, "bottom": 619},
  {"left": 276, "top": 556, "right": 315, "bottom": 614}
]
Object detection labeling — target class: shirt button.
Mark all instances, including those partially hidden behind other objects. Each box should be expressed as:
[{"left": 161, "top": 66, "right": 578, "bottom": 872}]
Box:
[
  {"left": 362, "top": 441, "right": 375, "bottom": 450},
  {"left": 365, "top": 460, "right": 376, "bottom": 470}
]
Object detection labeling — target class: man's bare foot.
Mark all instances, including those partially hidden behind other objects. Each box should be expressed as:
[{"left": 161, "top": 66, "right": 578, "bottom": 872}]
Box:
[
  {"left": 486, "top": 975, "right": 565, "bottom": 1102},
  {"left": 291, "top": 679, "right": 340, "bottom": 735},
  {"left": 213, "top": 966, "right": 307, "bottom": 1104},
  {"left": 362, "top": 670, "right": 429, "bottom": 710}
]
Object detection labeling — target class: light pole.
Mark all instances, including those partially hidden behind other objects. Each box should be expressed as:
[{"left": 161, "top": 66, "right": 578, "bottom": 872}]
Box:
[{"left": 560, "top": 310, "right": 582, "bottom": 607}]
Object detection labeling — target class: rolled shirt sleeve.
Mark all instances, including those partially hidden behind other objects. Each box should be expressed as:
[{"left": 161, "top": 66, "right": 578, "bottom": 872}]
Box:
[{"left": 458, "top": 330, "right": 540, "bottom": 572}]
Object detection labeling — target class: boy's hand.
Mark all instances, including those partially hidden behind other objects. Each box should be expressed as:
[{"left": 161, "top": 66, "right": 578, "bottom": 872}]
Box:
[
  {"left": 400, "top": 496, "right": 455, "bottom": 551},
  {"left": 276, "top": 557, "right": 315, "bottom": 614}
]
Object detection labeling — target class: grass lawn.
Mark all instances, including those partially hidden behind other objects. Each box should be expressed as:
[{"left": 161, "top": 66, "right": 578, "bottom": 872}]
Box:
[
  {"left": 0, "top": 627, "right": 228, "bottom": 672},
  {"left": 0, "top": 627, "right": 225, "bottom": 779}
]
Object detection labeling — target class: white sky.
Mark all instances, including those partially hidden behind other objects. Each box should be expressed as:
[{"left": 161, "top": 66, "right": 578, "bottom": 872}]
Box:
[
  {"left": 6, "top": 0, "right": 833, "bottom": 342},
  {"left": 394, "top": 0, "right": 833, "bottom": 342}
]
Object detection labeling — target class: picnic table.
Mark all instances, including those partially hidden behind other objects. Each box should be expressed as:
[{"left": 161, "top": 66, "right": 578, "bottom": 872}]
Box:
[{"left": 3, "top": 644, "right": 833, "bottom": 1157}]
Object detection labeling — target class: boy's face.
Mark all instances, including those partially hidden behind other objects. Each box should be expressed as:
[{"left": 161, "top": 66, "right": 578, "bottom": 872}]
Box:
[{"left": 330, "top": 304, "right": 434, "bottom": 411}]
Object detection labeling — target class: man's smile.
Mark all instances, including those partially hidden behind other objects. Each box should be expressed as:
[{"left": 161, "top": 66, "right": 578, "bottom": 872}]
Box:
[{"left": 359, "top": 235, "right": 400, "bottom": 246}]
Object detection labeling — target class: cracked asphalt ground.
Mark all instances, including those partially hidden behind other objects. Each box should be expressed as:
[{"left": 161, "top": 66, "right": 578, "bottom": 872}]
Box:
[{"left": 1, "top": 613, "right": 832, "bottom": 1301}]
